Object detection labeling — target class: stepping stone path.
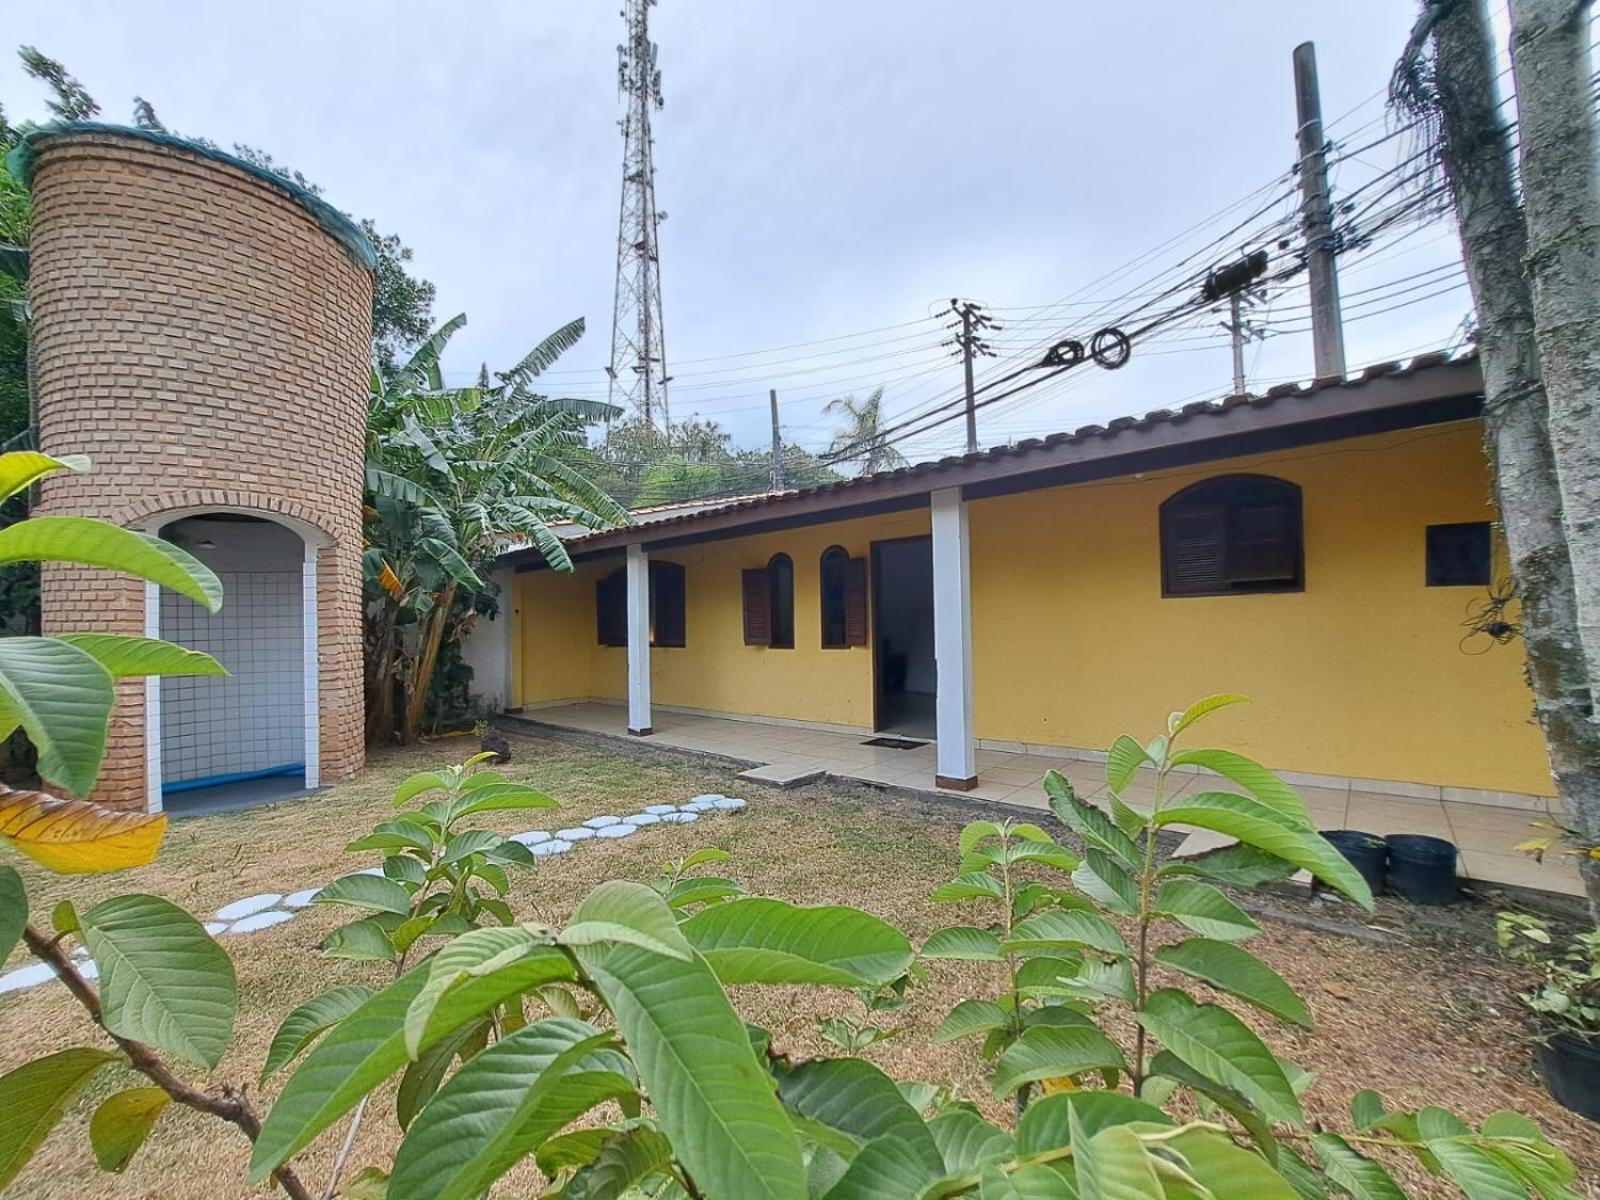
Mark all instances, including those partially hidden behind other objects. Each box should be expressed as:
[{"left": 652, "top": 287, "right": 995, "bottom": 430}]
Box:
[{"left": 0, "top": 792, "right": 750, "bottom": 999}]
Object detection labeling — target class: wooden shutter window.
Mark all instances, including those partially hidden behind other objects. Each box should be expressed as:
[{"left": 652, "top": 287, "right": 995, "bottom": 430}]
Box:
[
  {"left": 767, "top": 554, "right": 795, "bottom": 648},
  {"left": 1225, "top": 501, "right": 1297, "bottom": 583},
  {"left": 595, "top": 570, "right": 627, "bottom": 646},
  {"left": 741, "top": 568, "right": 771, "bottom": 645},
  {"left": 843, "top": 557, "right": 868, "bottom": 647},
  {"left": 1165, "top": 507, "right": 1227, "bottom": 596},
  {"left": 1160, "top": 475, "right": 1302, "bottom": 597},
  {"left": 651, "top": 561, "right": 686, "bottom": 647}
]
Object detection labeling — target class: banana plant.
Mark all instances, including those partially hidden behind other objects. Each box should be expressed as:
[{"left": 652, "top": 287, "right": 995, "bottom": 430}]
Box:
[{"left": 362, "top": 314, "right": 633, "bottom": 745}]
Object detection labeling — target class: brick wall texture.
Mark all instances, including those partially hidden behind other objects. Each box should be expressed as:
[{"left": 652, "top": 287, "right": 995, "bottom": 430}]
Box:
[{"left": 28, "top": 131, "right": 372, "bottom": 809}]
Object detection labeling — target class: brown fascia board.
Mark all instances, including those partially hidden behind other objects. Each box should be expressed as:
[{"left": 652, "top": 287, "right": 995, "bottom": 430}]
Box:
[{"left": 510, "top": 354, "right": 1484, "bottom": 565}]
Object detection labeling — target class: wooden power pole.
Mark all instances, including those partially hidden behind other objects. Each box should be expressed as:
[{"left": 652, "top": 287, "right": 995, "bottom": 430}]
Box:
[
  {"left": 1293, "top": 41, "right": 1346, "bottom": 379},
  {"left": 768, "top": 388, "right": 785, "bottom": 491},
  {"left": 942, "top": 299, "right": 1000, "bottom": 454}
]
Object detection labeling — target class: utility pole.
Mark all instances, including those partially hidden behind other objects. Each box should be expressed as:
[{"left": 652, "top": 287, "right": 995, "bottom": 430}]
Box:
[
  {"left": 1228, "top": 293, "right": 1247, "bottom": 394},
  {"left": 1293, "top": 41, "right": 1346, "bottom": 379},
  {"left": 941, "top": 299, "right": 1001, "bottom": 454},
  {"left": 607, "top": 0, "right": 672, "bottom": 431},
  {"left": 768, "top": 388, "right": 785, "bottom": 491}
]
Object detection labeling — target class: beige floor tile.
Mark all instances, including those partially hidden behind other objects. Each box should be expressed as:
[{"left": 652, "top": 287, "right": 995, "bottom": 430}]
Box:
[
  {"left": 985, "top": 764, "right": 1051, "bottom": 788},
  {"left": 1459, "top": 850, "right": 1585, "bottom": 897},
  {"left": 1344, "top": 797, "right": 1452, "bottom": 838},
  {"left": 1445, "top": 810, "right": 1547, "bottom": 854}
]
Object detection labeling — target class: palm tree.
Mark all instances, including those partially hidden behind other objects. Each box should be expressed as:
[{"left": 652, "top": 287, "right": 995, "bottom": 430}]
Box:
[
  {"left": 365, "top": 315, "right": 630, "bottom": 744},
  {"left": 824, "top": 387, "right": 907, "bottom": 475}
]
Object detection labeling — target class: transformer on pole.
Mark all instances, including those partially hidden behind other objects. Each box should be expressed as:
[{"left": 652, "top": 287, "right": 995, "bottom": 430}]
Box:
[{"left": 607, "top": 0, "right": 672, "bottom": 430}]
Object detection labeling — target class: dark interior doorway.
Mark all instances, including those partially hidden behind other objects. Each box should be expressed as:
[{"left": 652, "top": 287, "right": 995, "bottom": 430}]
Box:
[{"left": 872, "top": 536, "right": 936, "bottom": 739}]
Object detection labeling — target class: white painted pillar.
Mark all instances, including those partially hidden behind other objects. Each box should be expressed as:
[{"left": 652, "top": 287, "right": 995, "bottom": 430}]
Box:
[
  {"left": 143, "top": 577, "right": 164, "bottom": 814},
  {"left": 302, "top": 542, "right": 321, "bottom": 790},
  {"left": 626, "top": 543, "right": 652, "bottom": 735},
  {"left": 931, "top": 487, "right": 977, "bottom": 788}
]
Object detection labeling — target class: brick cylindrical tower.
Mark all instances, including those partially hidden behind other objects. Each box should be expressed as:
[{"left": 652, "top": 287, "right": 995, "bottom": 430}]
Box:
[{"left": 23, "top": 126, "right": 374, "bottom": 809}]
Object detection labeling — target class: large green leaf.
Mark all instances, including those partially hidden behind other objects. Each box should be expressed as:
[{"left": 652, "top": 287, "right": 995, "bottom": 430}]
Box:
[
  {"left": 0, "top": 517, "right": 221, "bottom": 611},
  {"left": 1105, "top": 735, "right": 1155, "bottom": 794},
  {"left": 683, "top": 897, "right": 912, "bottom": 988},
  {"left": 933, "top": 999, "right": 1012, "bottom": 1043},
  {"left": 88, "top": 1087, "right": 171, "bottom": 1173},
  {"left": 394, "top": 769, "right": 454, "bottom": 806},
  {"left": 1153, "top": 792, "right": 1372, "bottom": 909},
  {"left": 1015, "top": 1092, "right": 1172, "bottom": 1157},
  {"left": 313, "top": 872, "right": 415, "bottom": 915},
  {"left": 1135, "top": 989, "right": 1303, "bottom": 1126},
  {"left": 1071, "top": 1111, "right": 1162, "bottom": 1200},
  {"left": 1004, "top": 908, "right": 1130, "bottom": 958},
  {"left": 1153, "top": 939, "right": 1310, "bottom": 1028},
  {"left": 930, "top": 872, "right": 1006, "bottom": 903},
  {"left": 388, "top": 1019, "right": 632, "bottom": 1200},
  {"left": 0, "top": 1048, "right": 120, "bottom": 1188},
  {"left": 563, "top": 1126, "right": 676, "bottom": 1200},
  {"left": 1167, "top": 747, "right": 1311, "bottom": 826},
  {"left": 1158, "top": 843, "right": 1299, "bottom": 888},
  {"left": 404, "top": 928, "right": 564, "bottom": 1057},
  {"left": 1148, "top": 1050, "right": 1279, "bottom": 1164},
  {"left": 1152, "top": 880, "right": 1260, "bottom": 941},
  {"left": 579, "top": 943, "right": 807, "bottom": 1200},
  {"left": 1309, "top": 1133, "right": 1405, "bottom": 1200},
  {"left": 1429, "top": 1139, "right": 1529, "bottom": 1200},
  {"left": 778, "top": 1058, "right": 942, "bottom": 1173},
  {"left": 54, "top": 634, "right": 226, "bottom": 679},
  {"left": 1163, "top": 1127, "right": 1299, "bottom": 1199},
  {"left": 929, "top": 1110, "right": 1014, "bottom": 1175},
  {"left": 1167, "top": 694, "right": 1251, "bottom": 738},
  {"left": 446, "top": 782, "right": 558, "bottom": 821},
  {"left": 0, "top": 865, "right": 23, "bottom": 964},
  {"left": 921, "top": 926, "right": 1004, "bottom": 962},
  {"left": 560, "top": 880, "right": 693, "bottom": 961},
  {"left": 992, "top": 1025, "right": 1128, "bottom": 1097},
  {"left": 321, "top": 917, "right": 398, "bottom": 963},
  {"left": 819, "top": 1134, "right": 939, "bottom": 1200},
  {"left": 261, "top": 985, "right": 376, "bottom": 1079},
  {"left": 1071, "top": 850, "right": 1138, "bottom": 915},
  {"left": 250, "top": 954, "right": 578, "bottom": 1181},
  {"left": 0, "top": 637, "right": 115, "bottom": 797},
  {"left": 1043, "top": 771, "right": 1141, "bottom": 866},
  {"left": 80, "top": 894, "right": 237, "bottom": 1069},
  {"left": 0, "top": 451, "right": 89, "bottom": 503}
]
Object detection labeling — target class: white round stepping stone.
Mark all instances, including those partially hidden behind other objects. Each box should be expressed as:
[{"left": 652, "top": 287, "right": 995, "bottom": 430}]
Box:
[
  {"left": 681, "top": 801, "right": 717, "bottom": 813},
  {"left": 0, "top": 963, "right": 57, "bottom": 995},
  {"left": 595, "top": 823, "right": 637, "bottom": 839},
  {"left": 230, "top": 910, "right": 295, "bottom": 934},
  {"left": 624, "top": 813, "right": 661, "bottom": 826},
  {"left": 582, "top": 815, "right": 622, "bottom": 829},
  {"left": 687, "top": 793, "right": 724, "bottom": 805},
  {"left": 555, "top": 827, "right": 596, "bottom": 841},
  {"left": 532, "top": 839, "right": 573, "bottom": 857},
  {"left": 283, "top": 889, "right": 320, "bottom": 909},
  {"left": 215, "top": 893, "right": 283, "bottom": 922},
  {"left": 204, "top": 921, "right": 229, "bottom": 936},
  {"left": 660, "top": 811, "right": 699, "bottom": 824},
  {"left": 712, "top": 797, "right": 747, "bottom": 811},
  {"left": 509, "top": 830, "right": 551, "bottom": 846},
  {"left": 644, "top": 804, "right": 678, "bottom": 815}
]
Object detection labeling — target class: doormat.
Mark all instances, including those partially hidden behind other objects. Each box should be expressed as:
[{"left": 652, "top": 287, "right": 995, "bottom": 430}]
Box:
[{"left": 861, "top": 736, "right": 927, "bottom": 750}]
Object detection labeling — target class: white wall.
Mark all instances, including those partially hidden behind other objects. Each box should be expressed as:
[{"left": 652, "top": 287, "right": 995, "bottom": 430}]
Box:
[
  {"left": 159, "top": 518, "right": 305, "bottom": 784},
  {"left": 459, "top": 567, "right": 514, "bottom": 713}
]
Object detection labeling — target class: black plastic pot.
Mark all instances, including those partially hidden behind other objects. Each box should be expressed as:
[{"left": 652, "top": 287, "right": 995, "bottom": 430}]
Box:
[
  {"left": 1536, "top": 1032, "right": 1600, "bottom": 1122},
  {"left": 1320, "top": 830, "right": 1388, "bottom": 895},
  {"left": 1384, "top": 833, "right": 1459, "bottom": 905}
]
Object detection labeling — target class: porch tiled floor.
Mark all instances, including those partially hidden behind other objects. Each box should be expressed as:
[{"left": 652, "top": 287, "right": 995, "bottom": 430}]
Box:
[{"left": 508, "top": 702, "right": 1584, "bottom": 898}]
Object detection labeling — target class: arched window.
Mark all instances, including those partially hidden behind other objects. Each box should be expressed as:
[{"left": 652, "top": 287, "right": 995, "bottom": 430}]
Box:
[
  {"left": 767, "top": 553, "right": 795, "bottom": 648},
  {"left": 818, "top": 546, "right": 868, "bottom": 648},
  {"left": 1160, "top": 474, "right": 1303, "bottom": 597}
]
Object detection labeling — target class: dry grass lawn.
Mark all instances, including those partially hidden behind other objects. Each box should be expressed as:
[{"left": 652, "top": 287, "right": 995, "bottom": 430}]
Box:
[{"left": 2, "top": 729, "right": 1596, "bottom": 1199}]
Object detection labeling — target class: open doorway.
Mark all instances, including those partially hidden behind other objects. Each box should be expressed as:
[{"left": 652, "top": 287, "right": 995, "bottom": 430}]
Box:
[{"left": 872, "top": 536, "right": 936, "bottom": 739}]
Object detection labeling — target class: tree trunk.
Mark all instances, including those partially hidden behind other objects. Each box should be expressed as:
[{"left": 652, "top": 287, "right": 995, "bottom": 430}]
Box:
[
  {"left": 1429, "top": 0, "right": 1600, "bottom": 915},
  {"left": 401, "top": 582, "right": 457, "bottom": 745},
  {"left": 365, "top": 599, "right": 399, "bottom": 747},
  {"left": 1512, "top": 0, "right": 1600, "bottom": 700}
]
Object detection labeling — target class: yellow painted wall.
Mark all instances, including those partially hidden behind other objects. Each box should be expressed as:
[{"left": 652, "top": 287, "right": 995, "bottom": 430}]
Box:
[
  {"left": 969, "top": 421, "right": 1552, "bottom": 796},
  {"left": 514, "top": 509, "right": 930, "bottom": 728},
  {"left": 512, "top": 420, "right": 1553, "bottom": 796}
]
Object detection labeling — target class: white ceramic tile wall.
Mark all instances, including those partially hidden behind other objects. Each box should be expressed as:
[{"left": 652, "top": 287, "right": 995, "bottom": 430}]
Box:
[{"left": 161, "top": 569, "right": 305, "bottom": 784}]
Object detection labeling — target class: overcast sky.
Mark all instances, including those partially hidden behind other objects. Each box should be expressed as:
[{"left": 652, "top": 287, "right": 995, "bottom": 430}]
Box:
[{"left": 4, "top": 2, "right": 1478, "bottom": 464}]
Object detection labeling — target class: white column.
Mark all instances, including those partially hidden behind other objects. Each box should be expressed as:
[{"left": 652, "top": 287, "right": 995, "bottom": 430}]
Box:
[
  {"left": 626, "top": 543, "right": 652, "bottom": 734},
  {"left": 144, "top": 578, "right": 164, "bottom": 814},
  {"left": 931, "top": 487, "right": 976, "bottom": 788},
  {"left": 302, "top": 542, "right": 320, "bottom": 790}
]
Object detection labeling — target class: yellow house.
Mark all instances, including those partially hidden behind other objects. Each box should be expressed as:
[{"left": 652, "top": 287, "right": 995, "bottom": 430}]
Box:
[{"left": 485, "top": 353, "right": 1555, "bottom": 822}]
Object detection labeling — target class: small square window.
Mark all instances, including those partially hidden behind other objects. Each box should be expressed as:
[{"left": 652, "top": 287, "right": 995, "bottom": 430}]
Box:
[{"left": 1426, "top": 522, "right": 1491, "bottom": 587}]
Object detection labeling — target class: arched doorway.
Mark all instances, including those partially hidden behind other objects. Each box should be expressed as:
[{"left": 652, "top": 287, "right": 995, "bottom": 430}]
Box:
[{"left": 148, "top": 513, "right": 320, "bottom": 813}]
